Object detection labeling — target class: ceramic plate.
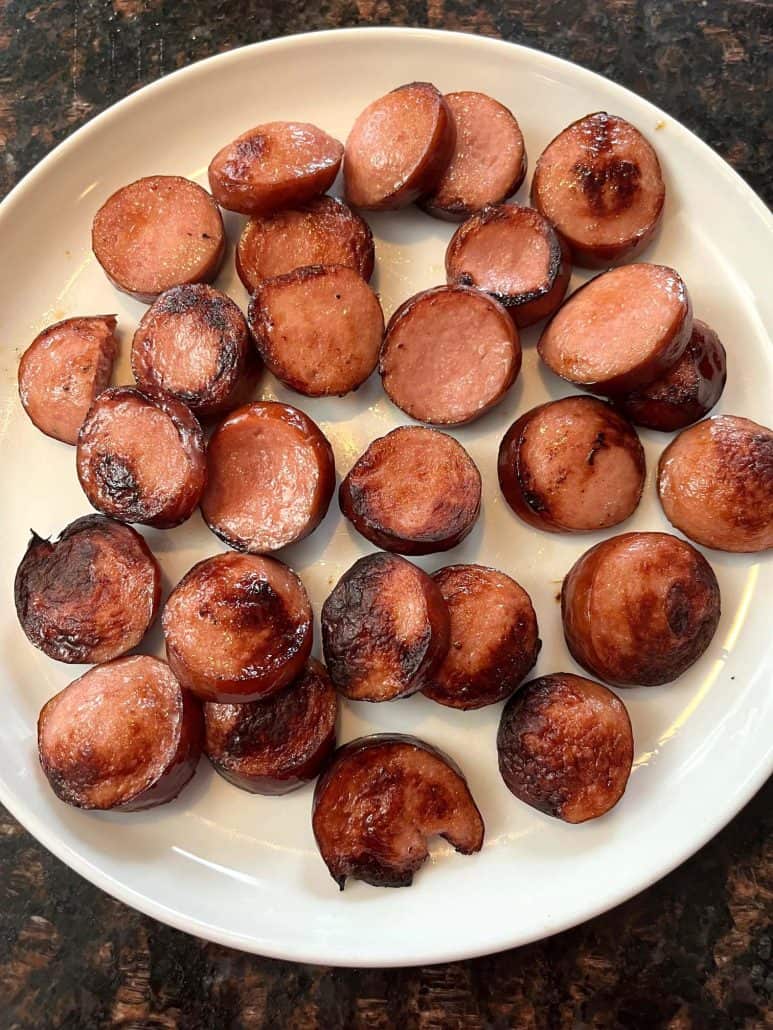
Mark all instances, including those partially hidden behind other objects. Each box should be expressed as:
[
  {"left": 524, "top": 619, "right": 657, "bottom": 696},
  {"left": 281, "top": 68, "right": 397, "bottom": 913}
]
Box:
[{"left": 0, "top": 28, "right": 770, "bottom": 967}]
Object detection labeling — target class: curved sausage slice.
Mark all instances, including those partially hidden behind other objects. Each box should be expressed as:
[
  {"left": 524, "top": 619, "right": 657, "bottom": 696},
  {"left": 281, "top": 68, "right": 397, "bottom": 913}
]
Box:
[
  {"left": 497, "top": 673, "right": 633, "bottom": 823},
  {"left": 445, "top": 204, "right": 570, "bottom": 327},
  {"left": 657, "top": 415, "right": 773, "bottom": 552},
  {"left": 201, "top": 402, "right": 335, "bottom": 553},
  {"left": 422, "top": 565, "right": 541, "bottom": 710},
  {"left": 379, "top": 285, "right": 520, "bottom": 425},
  {"left": 312, "top": 734, "right": 484, "bottom": 888},
  {"left": 498, "top": 396, "right": 646, "bottom": 533},
  {"left": 18, "top": 315, "right": 118, "bottom": 445},
  {"left": 76, "top": 387, "right": 206, "bottom": 529},
  {"left": 562, "top": 532, "right": 721, "bottom": 687},
  {"left": 321, "top": 552, "right": 450, "bottom": 702},
  {"left": 38, "top": 655, "right": 202, "bottom": 811},
  {"left": 531, "top": 111, "right": 665, "bottom": 267},
  {"left": 340, "top": 426, "right": 482, "bottom": 554},
  {"left": 344, "top": 82, "right": 456, "bottom": 210},
  {"left": 236, "top": 196, "right": 375, "bottom": 293},
  {"left": 204, "top": 659, "right": 338, "bottom": 795},
  {"left": 92, "top": 176, "right": 225, "bottom": 302},
  {"left": 248, "top": 265, "right": 384, "bottom": 397},
  {"left": 163, "top": 553, "right": 312, "bottom": 703},
  {"left": 421, "top": 92, "right": 526, "bottom": 221},
  {"left": 208, "top": 122, "right": 343, "bottom": 216},
  {"left": 538, "top": 264, "right": 692, "bottom": 394},
  {"left": 131, "top": 284, "right": 256, "bottom": 419},
  {"left": 15, "top": 515, "right": 160, "bottom": 664}
]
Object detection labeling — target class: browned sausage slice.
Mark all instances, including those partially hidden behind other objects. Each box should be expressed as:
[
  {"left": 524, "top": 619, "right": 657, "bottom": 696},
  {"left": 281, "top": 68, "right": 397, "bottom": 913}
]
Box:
[
  {"left": 201, "top": 402, "right": 335, "bottom": 553},
  {"left": 312, "top": 734, "right": 484, "bottom": 888},
  {"left": 204, "top": 659, "right": 338, "bottom": 795},
  {"left": 340, "top": 426, "right": 482, "bottom": 554},
  {"left": 421, "top": 92, "right": 526, "bottom": 221},
  {"left": 18, "top": 315, "right": 118, "bottom": 446},
  {"left": 379, "top": 285, "right": 520, "bottom": 425},
  {"left": 657, "top": 415, "right": 773, "bottom": 552},
  {"left": 321, "top": 552, "right": 450, "bottom": 702},
  {"left": 562, "top": 532, "right": 721, "bottom": 686},
  {"left": 92, "top": 176, "right": 225, "bottom": 302},
  {"left": 445, "top": 204, "right": 570, "bottom": 327},
  {"left": 248, "top": 265, "right": 384, "bottom": 397},
  {"left": 531, "top": 111, "right": 665, "bottom": 267},
  {"left": 235, "top": 196, "right": 375, "bottom": 293},
  {"left": 497, "top": 673, "right": 633, "bottom": 823},
  {"left": 344, "top": 82, "right": 456, "bottom": 210},
  {"left": 422, "top": 565, "right": 541, "bottom": 709},
  {"left": 162, "top": 552, "right": 312, "bottom": 703},
  {"left": 208, "top": 122, "right": 343, "bottom": 216},
  {"left": 498, "top": 396, "right": 646, "bottom": 533},
  {"left": 76, "top": 387, "right": 206, "bottom": 529},
  {"left": 38, "top": 655, "right": 203, "bottom": 811},
  {"left": 15, "top": 515, "right": 161, "bottom": 664},
  {"left": 538, "top": 264, "right": 693, "bottom": 394}
]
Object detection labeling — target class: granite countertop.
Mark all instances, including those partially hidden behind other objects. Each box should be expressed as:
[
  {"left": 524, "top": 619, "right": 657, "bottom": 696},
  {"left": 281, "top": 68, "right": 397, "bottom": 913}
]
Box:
[{"left": 0, "top": 2, "right": 771, "bottom": 1027}]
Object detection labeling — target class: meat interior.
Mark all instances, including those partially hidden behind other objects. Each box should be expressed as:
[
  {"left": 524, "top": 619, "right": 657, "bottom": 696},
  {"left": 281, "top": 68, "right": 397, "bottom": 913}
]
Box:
[
  {"left": 449, "top": 207, "right": 555, "bottom": 296},
  {"left": 216, "top": 122, "right": 342, "bottom": 188}
]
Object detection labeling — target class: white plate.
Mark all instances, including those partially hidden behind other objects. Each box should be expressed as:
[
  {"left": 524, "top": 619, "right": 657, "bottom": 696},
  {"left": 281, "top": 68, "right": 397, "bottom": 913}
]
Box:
[{"left": 0, "top": 27, "right": 770, "bottom": 968}]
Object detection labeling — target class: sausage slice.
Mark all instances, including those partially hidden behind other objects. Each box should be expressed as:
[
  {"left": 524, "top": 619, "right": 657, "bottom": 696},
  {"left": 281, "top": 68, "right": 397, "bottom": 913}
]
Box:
[
  {"left": 344, "top": 82, "right": 456, "bottom": 210},
  {"left": 38, "top": 655, "right": 203, "bottom": 811},
  {"left": 76, "top": 387, "right": 206, "bottom": 529},
  {"left": 531, "top": 111, "right": 665, "bottom": 267},
  {"left": 204, "top": 659, "right": 338, "bottom": 795},
  {"left": 538, "top": 263, "right": 693, "bottom": 394},
  {"left": 312, "top": 734, "right": 484, "bottom": 888},
  {"left": 446, "top": 204, "right": 570, "bottom": 327},
  {"left": 340, "top": 426, "right": 482, "bottom": 554},
  {"left": 498, "top": 396, "right": 646, "bottom": 533},
  {"left": 379, "top": 285, "right": 521, "bottom": 425},
  {"left": 235, "top": 196, "right": 375, "bottom": 293},
  {"left": 321, "top": 552, "right": 450, "bottom": 702},
  {"left": 247, "top": 265, "right": 384, "bottom": 397},
  {"left": 92, "top": 176, "right": 225, "bottom": 302},
  {"left": 208, "top": 122, "right": 343, "bottom": 216},
  {"left": 421, "top": 91, "right": 526, "bottom": 221},
  {"left": 562, "top": 532, "right": 721, "bottom": 686},
  {"left": 657, "top": 415, "right": 773, "bottom": 552},
  {"left": 162, "top": 552, "right": 312, "bottom": 703},
  {"left": 18, "top": 315, "right": 118, "bottom": 445},
  {"left": 201, "top": 402, "right": 335, "bottom": 553},
  {"left": 497, "top": 673, "right": 633, "bottom": 823},
  {"left": 422, "top": 565, "right": 541, "bottom": 710}
]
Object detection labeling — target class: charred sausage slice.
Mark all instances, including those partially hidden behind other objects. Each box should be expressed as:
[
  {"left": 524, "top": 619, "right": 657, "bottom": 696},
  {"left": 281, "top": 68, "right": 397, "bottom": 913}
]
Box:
[
  {"left": 497, "top": 673, "right": 633, "bottom": 823},
  {"left": 423, "top": 565, "right": 540, "bottom": 710},
  {"left": 321, "top": 552, "right": 450, "bottom": 702},
  {"left": 538, "top": 263, "right": 692, "bottom": 394},
  {"left": 531, "top": 111, "right": 665, "bottom": 267},
  {"left": 340, "top": 426, "right": 481, "bottom": 554},
  {"left": 208, "top": 122, "right": 343, "bottom": 216},
  {"left": 18, "top": 315, "right": 118, "bottom": 446},
  {"left": 312, "top": 734, "right": 484, "bottom": 888},
  {"left": 248, "top": 265, "right": 384, "bottom": 397},
  {"left": 379, "top": 285, "right": 520, "bottom": 425},
  {"left": 497, "top": 396, "right": 646, "bottom": 533},
  {"left": 76, "top": 387, "right": 206, "bottom": 529},
  {"left": 657, "top": 415, "right": 773, "bottom": 552},
  {"left": 445, "top": 204, "right": 570, "bottom": 327},
  {"left": 562, "top": 532, "right": 721, "bottom": 687},
  {"left": 162, "top": 552, "right": 312, "bottom": 703},
  {"left": 92, "top": 176, "right": 225, "bottom": 302},
  {"left": 38, "top": 655, "right": 202, "bottom": 811},
  {"left": 344, "top": 82, "right": 456, "bottom": 210},
  {"left": 204, "top": 659, "right": 338, "bottom": 795},
  {"left": 201, "top": 402, "right": 335, "bottom": 553}
]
